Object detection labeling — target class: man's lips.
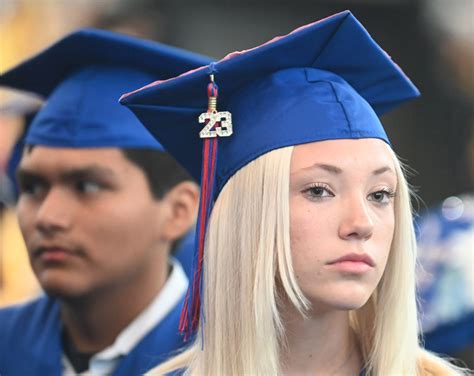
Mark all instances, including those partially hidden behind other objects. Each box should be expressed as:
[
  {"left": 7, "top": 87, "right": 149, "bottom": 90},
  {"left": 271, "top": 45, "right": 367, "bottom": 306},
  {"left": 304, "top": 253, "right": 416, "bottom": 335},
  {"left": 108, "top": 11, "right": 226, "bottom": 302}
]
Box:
[
  {"left": 326, "top": 253, "right": 375, "bottom": 273},
  {"left": 33, "top": 246, "right": 78, "bottom": 262}
]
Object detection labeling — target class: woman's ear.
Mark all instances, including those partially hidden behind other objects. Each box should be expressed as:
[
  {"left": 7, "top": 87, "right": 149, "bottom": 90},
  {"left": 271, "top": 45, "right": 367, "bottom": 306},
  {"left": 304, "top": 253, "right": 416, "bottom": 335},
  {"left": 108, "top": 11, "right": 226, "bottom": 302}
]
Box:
[{"left": 160, "top": 181, "right": 200, "bottom": 241}]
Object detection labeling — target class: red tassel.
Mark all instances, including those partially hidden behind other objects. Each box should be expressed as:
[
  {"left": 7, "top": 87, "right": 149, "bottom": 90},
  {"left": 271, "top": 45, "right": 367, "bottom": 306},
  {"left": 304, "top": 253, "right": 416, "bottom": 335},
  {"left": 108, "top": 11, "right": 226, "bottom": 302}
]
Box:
[{"left": 179, "top": 79, "right": 220, "bottom": 339}]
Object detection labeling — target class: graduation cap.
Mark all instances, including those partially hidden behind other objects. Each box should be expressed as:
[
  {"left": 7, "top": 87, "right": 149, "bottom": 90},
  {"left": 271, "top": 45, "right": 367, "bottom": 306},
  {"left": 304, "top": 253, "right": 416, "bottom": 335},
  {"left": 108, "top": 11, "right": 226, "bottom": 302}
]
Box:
[
  {"left": 0, "top": 28, "right": 212, "bottom": 148},
  {"left": 120, "top": 10, "right": 420, "bottom": 337}
]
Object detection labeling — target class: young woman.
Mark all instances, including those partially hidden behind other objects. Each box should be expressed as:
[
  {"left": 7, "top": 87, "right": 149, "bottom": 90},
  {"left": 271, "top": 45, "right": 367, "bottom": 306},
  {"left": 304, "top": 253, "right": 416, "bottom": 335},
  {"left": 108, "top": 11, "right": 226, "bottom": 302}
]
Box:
[{"left": 121, "top": 11, "right": 469, "bottom": 376}]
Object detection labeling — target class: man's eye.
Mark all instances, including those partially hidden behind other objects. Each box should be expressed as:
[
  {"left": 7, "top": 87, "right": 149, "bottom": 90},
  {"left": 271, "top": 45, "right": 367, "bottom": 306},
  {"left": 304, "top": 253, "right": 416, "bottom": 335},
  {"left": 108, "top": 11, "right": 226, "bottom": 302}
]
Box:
[
  {"left": 76, "top": 181, "right": 102, "bottom": 194},
  {"left": 19, "top": 182, "right": 47, "bottom": 197}
]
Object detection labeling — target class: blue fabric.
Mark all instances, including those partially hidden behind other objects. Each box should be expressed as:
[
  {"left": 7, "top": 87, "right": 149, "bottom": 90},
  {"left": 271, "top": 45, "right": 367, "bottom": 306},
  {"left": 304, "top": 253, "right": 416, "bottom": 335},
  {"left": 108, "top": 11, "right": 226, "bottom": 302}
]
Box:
[
  {"left": 121, "top": 10, "right": 420, "bottom": 193},
  {"left": 0, "top": 295, "right": 187, "bottom": 376},
  {"left": 416, "top": 196, "right": 474, "bottom": 354},
  {"left": 174, "top": 229, "right": 195, "bottom": 280},
  {"left": 423, "top": 312, "right": 474, "bottom": 355},
  {"left": 0, "top": 28, "right": 212, "bottom": 149},
  {"left": 0, "top": 296, "right": 61, "bottom": 375},
  {"left": 163, "top": 367, "right": 366, "bottom": 375}
]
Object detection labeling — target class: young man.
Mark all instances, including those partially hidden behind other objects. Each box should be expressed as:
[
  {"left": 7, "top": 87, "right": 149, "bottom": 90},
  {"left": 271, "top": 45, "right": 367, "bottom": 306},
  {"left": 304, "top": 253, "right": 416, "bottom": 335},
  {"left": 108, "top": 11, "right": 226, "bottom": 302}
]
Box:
[{"left": 0, "top": 29, "right": 210, "bottom": 375}]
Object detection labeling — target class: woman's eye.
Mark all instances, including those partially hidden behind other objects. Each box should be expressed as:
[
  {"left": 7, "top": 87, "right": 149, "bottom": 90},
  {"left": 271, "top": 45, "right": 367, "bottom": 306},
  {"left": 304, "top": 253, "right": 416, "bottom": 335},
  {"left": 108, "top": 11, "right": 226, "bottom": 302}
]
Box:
[
  {"left": 303, "top": 184, "right": 334, "bottom": 200},
  {"left": 368, "top": 189, "right": 395, "bottom": 204}
]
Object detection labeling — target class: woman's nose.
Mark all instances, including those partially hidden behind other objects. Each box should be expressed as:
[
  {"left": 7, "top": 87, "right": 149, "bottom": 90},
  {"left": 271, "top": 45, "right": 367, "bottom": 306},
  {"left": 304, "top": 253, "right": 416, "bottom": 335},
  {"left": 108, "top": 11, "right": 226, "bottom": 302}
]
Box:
[{"left": 338, "top": 196, "right": 374, "bottom": 241}]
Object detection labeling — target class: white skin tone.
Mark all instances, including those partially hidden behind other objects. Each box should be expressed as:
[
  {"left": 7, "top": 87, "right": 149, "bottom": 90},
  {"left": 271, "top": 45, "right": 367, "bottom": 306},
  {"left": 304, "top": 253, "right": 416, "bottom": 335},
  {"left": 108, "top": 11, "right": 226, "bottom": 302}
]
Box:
[
  {"left": 17, "top": 147, "right": 199, "bottom": 352},
  {"left": 282, "top": 138, "right": 397, "bottom": 375}
]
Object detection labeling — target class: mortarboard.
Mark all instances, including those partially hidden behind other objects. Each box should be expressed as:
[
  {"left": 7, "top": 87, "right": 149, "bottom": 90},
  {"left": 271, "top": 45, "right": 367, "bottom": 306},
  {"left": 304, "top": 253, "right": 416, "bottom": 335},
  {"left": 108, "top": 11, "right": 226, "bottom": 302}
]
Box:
[
  {"left": 0, "top": 28, "right": 212, "bottom": 148},
  {"left": 120, "top": 10, "right": 420, "bottom": 337}
]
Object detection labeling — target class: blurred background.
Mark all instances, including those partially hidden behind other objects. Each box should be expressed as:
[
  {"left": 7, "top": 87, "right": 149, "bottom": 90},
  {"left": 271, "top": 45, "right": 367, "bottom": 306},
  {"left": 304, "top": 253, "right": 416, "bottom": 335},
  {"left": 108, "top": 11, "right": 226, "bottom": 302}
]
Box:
[{"left": 0, "top": 0, "right": 472, "bottom": 367}]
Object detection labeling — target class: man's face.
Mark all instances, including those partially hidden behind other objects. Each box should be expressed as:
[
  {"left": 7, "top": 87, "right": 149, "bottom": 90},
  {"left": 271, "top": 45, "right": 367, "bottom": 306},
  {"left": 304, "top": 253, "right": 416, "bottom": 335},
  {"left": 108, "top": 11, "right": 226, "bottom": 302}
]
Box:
[{"left": 17, "top": 147, "right": 170, "bottom": 299}]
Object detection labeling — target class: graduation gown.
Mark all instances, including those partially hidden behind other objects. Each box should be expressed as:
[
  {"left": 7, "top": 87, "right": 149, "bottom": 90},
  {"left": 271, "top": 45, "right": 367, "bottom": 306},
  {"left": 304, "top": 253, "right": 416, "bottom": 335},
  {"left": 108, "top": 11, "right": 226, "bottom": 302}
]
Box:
[{"left": 0, "top": 295, "right": 186, "bottom": 375}]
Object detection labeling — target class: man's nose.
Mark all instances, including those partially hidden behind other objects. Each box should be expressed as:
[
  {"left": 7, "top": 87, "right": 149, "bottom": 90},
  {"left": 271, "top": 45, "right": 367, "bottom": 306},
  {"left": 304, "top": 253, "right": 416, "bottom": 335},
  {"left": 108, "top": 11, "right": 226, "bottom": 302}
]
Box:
[{"left": 35, "top": 188, "right": 72, "bottom": 235}]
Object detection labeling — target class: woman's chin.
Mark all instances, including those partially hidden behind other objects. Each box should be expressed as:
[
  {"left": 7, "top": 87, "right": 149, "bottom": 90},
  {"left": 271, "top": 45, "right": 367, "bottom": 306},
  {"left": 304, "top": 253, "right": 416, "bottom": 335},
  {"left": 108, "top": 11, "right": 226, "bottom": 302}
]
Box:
[{"left": 306, "top": 288, "right": 373, "bottom": 313}]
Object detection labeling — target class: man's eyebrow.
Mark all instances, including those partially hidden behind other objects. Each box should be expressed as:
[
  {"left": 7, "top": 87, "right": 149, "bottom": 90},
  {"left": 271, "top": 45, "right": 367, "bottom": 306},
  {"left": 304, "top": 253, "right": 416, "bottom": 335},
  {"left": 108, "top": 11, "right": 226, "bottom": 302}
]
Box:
[
  {"left": 16, "top": 168, "right": 46, "bottom": 182},
  {"left": 16, "top": 165, "right": 117, "bottom": 183},
  {"left": 59, "top": 166, "right": 117, "bottom": 181}
]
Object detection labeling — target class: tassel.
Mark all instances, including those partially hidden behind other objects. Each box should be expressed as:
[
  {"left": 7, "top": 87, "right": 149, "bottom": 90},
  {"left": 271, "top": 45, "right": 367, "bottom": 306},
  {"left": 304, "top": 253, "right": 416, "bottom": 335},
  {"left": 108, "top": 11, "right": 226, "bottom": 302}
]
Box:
[{"left": 179, "top": 75, "right": 226, "bottom": 340}]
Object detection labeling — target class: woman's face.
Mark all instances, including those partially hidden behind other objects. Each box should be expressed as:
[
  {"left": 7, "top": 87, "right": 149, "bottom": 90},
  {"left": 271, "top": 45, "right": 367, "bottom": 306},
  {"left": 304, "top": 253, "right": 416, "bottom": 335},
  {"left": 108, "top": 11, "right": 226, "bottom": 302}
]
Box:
[{"left": 289, "top": 138, "right": 397, "bottom": 312}]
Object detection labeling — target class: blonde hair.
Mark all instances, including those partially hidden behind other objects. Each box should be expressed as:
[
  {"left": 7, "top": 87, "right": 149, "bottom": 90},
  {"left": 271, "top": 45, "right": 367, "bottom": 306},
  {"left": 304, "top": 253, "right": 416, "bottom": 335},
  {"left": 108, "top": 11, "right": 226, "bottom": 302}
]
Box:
[{"left": 150, "top": 145, "right": 466, "bottom": 376}]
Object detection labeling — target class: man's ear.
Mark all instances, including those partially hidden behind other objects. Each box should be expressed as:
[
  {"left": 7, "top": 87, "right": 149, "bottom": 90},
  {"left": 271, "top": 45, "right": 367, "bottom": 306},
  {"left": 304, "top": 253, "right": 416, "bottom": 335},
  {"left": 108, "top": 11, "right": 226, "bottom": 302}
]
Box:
[{"left": 160, "top": 181, "right": 199, "bottom": 241}]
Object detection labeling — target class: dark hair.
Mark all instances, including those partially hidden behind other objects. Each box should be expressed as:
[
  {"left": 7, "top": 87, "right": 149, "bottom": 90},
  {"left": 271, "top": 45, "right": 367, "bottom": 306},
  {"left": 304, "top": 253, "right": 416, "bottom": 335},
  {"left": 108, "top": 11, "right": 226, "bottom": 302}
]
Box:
[
  {"left": 121, "top": 148, "right": 194, "bottom": 199},
  {"left": 23, "top": 146, "right": 193, "bottom": 198},
  {"left": 122, "top": 149, "right": 195, "bottom": 254},
  {"left": 21, "top": 146, "right": 194, "bottom": 252}
]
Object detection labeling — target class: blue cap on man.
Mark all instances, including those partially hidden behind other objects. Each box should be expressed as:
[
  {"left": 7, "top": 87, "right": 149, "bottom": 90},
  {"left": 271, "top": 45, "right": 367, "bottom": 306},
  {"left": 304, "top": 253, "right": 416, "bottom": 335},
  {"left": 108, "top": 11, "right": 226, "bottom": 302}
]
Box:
[{"left": 0, "top": 28, "right": 211, "bottom": 149}]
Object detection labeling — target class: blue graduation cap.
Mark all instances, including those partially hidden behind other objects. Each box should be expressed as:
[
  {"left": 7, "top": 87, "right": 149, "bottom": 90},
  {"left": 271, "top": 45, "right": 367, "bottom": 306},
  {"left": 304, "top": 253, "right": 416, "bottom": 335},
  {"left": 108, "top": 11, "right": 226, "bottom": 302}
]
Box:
[
  {"left": 120, "top": 10, "right": 420, "bottom": 337},
  {"left": 0, "top": 28, "right": 212, "bottom": 148}
]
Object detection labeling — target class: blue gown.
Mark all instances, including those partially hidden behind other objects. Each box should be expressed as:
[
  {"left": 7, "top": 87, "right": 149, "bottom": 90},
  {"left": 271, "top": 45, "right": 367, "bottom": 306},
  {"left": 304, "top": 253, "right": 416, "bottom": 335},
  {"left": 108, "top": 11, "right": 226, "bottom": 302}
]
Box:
[
  {"left": 0, "top": 295, "right": 187, "bottom": 376},
  {"left": 173, "top": 229, "right": 195, "bottom": 281},
  {"left": 415, "top": 195, "right": 474, "bottom": 355}
]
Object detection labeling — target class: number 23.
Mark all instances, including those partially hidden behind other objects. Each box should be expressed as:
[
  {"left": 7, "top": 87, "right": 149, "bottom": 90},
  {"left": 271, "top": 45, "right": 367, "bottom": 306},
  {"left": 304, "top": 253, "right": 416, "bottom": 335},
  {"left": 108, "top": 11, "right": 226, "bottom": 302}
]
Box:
[{"left": 199, "top": 111, "right": 233, "bottom": 138}]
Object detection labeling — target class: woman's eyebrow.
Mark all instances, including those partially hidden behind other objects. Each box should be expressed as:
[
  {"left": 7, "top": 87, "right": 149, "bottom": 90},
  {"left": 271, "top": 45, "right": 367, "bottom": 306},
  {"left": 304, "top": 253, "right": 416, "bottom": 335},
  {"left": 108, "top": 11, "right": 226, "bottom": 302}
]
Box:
[
  {"left": 294, "top": 163, "right": 343, "bottom": 175},
  {"left": 372, "top": 166, "right": 396, "bottom": 176},
  {"left": 293, "top": 163, "right": 395, "bottom": 176}
]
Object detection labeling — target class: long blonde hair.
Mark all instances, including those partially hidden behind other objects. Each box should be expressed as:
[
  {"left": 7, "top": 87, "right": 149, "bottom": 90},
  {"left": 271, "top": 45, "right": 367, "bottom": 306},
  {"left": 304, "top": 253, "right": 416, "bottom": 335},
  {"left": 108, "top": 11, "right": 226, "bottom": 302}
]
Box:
[{"left": 151, "top": 145, "right": 465, "bottom": 375}]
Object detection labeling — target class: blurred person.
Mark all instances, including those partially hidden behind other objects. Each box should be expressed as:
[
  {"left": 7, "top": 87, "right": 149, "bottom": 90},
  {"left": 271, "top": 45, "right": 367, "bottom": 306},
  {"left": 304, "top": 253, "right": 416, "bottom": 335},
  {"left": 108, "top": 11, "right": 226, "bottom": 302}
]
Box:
[
  {"left": 0, "top": 95, "right": 43, "bottom": 206},
  {"left": 122, "top": 11, "right": 469, "bottom": 375},
  {"left": 417, "top": 193, "right": 474, "bottom": 367},
  {"left": 0, "top": 96, "right": 42, "bottom": 307},
  {"left": 416, "top": 122, "right": 474, "bottom": 368},
  {"left": 0, "top": 29, "right": 210, "bottom": 375},
  {"left": 415, "top": 0, "right": 474, "bottom": 368}
]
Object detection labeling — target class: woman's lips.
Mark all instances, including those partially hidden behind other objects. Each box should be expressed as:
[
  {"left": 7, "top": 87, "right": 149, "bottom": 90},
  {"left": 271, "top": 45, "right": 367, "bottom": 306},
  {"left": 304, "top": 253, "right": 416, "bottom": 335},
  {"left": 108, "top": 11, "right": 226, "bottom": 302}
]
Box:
[{"left": 326, "top": 253, "right": 375, "bottom": 273}]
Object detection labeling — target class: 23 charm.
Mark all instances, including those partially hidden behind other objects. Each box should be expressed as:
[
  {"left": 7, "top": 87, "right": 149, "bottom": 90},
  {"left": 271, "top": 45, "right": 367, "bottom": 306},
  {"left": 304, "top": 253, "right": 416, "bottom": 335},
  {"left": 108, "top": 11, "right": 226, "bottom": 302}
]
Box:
[{"left": 199, "top": 111, "right": 233, "bottom": 138}]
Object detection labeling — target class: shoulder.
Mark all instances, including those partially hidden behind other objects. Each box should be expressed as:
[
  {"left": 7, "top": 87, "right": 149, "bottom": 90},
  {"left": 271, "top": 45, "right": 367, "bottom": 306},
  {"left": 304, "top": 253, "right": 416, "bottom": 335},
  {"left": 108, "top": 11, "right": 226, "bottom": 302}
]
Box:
[
  {"left": 0, "top": 294, "right": 58, "bottom": 326},
  {"left": 0, "top": 295, "right": 59, "bottom": 342},
  {"left": 0, "top": 295, "right": 62, "bottom": 374},
  {"left": 417, "top": 350, "right": 466, "bottom": 376}
]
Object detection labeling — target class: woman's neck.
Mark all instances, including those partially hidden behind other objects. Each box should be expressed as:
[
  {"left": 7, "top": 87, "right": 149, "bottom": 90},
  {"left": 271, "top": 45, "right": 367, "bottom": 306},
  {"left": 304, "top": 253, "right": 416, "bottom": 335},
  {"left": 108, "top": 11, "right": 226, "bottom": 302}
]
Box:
[{"left": 280, "top": 304, "right": 362, "bottom": 376}]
